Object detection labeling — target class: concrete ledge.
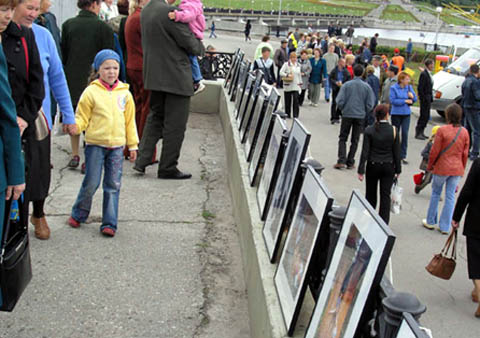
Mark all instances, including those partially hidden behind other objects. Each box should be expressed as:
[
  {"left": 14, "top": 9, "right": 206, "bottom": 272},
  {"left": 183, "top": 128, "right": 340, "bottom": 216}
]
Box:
[{"left": 190, "top": 80, "right": 222, "bottom": 114}]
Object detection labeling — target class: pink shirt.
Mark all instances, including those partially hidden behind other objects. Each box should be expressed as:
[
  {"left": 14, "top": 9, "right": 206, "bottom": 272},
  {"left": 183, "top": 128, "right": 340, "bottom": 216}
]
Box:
[{"left": 175, "top": 0, "right": 205, "bottom": 40}]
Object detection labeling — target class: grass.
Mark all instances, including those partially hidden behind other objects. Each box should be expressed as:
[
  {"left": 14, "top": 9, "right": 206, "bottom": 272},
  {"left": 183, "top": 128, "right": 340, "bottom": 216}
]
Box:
[
  {"left": 414, "top": 2, "right": 475, "bottom": 26},
  {"left": 381, "top": 4, "right": 420, "bottom": 22},
  {"left": 202, "top": 0, "right": 378, "bottom": 16}
]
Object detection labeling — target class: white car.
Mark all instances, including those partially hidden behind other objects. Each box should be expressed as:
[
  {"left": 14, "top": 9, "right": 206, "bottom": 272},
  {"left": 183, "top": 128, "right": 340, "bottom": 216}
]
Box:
[{"left": 432, "top": 47, "right": 480, "bottom": 116}]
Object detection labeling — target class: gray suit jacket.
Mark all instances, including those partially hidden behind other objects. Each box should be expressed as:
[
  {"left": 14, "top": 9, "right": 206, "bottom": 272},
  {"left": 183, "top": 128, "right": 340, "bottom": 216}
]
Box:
[{"left": 141, "top": 0, "right": 204, "bottom": 96}]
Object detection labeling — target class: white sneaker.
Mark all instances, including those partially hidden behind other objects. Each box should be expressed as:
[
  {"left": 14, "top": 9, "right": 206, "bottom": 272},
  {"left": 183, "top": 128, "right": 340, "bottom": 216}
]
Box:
[
  {"left": 422, "top": 219, "right": 435, "bottom": 230},
  {"left": 194, "top": 82, "right": 206, "bottom": 95}
]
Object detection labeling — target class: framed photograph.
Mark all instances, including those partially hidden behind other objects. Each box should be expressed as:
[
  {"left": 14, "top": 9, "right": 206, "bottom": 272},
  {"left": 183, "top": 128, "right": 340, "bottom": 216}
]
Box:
[
  {"left": 224, "top": 48, "right": 240, "bottom": 89},
  {"left": 230, "top": 60, "right": 250, "bottom": 102},
  {"left": 397, "top": 313, "right": 428, "bottom": 338},
  {"left": 263, "top": 119, "right": 311, "bottom": 263},
  {"left": 244, "top": 86, "right": 280, "bottom": 159},
  {"left": 234, "top": 70, "right": 253, "bottom": 118},
  {"left": 275, "top": 167, "right": 334, "bottom": 336},
  {"left": 304, "top": 190, "right": 396, "bottom": 338},
  {"left": 257, "top": 114, "right": 287, "bottom": 220},
  {"left": 237, "top": 70, "right": 263, "bottom": 123},
  {"left": 227, "top": 50, "right": 243, "bottom": 93}
]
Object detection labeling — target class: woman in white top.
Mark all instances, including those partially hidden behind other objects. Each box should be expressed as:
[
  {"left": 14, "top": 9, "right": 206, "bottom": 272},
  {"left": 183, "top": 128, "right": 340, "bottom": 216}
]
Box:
[
  {"left": 279, "top": 52, "right": 302, "bottom": 118},
  {"left": 100, "top": 0, "right": 119, "bottom": 21}
]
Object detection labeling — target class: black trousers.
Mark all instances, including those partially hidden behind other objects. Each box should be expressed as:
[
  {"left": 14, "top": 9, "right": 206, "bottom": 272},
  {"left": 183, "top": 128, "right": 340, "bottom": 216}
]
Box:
[
  {"left": 416, "top": 97, "right": 431, "bottom": 135},
  {"left": 276, "top": 67, "right": 283, "bottom": 89},
  {"left": 299, "top": 89, "right": 307, "bottom": 106},
  {"left": 365, "top": 162, "right": 395, "bottom": 225},
  {"left": 338, "top": 117, "right": 364, "bottom": 166},
  {"left": 136, "top": 90, "right": 190, "bottom": 174},
  {"left": 331, "top": 87, "right": 341, "bottom": 122},
  {"left": 284, "top": 91, "right": 299, "bottom": 118}
]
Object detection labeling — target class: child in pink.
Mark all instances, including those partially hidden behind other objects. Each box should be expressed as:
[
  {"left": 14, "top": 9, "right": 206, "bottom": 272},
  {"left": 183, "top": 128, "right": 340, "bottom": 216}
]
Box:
[{"left": 168, "top": 0, "right": 206, "bottom": 93}]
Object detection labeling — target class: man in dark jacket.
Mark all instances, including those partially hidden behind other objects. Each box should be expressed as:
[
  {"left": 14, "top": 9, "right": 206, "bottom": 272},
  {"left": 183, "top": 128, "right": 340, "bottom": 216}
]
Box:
[
  {"left": 462, "top": 64, "right": 480, "bottom": 160},
  {"left": 415, "top": 59, "right": 434, "bottom": 140},
  {"left": 329, "top": 58, "right": 351, "bottom": 124},
  {"left": 134, "top": 0, "right": 204, "bottom": 179},
  {"left": 200, "top": 45, "right": 218, "bottom": 80},
  {"left": 274, "top": 39, "right": 288, "bottom": 89},
  {"left": 327, "top": 23, "right": 335, "bottom": 37},
  {"left": 369, "top": 33, "right": 378, "bottom": 54}
]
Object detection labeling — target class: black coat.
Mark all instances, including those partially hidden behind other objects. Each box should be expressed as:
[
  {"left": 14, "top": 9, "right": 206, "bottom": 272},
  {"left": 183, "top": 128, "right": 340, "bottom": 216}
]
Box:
[
  {"left": 329, "top": 67, "right": 351, "bottom": 91},
  {"left": 2, "top": 22, "right": 44, "bottom": 139},
  {"left": 418, "top": 69, "right": 433, "bottom": 102},
  {"left": 453, "top": 159, "right": 480, "bottom": 239}
]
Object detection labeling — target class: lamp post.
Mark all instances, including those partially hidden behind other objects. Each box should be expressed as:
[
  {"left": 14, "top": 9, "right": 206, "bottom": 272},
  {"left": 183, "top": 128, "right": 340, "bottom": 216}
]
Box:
[
  {"left": 434, "top": 6, "right": 443, "bottom": 51},
  {"left": 278, "top": 0, "right": 283, "bottom": 25}
]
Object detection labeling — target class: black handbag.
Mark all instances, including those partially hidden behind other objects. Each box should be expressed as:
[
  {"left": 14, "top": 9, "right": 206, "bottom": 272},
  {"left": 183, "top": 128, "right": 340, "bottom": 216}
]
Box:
[{"left": 0, "top": 198, "right": 32, "bottom": 312}]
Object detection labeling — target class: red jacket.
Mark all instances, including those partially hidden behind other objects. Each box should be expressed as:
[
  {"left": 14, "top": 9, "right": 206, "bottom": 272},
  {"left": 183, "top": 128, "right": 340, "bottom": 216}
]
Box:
[
  {"left": 427, "top": 124, "right": 469, "bottom": 176},
  {"left": 125, "top": 8, "right": 143, "bottom": 71}
]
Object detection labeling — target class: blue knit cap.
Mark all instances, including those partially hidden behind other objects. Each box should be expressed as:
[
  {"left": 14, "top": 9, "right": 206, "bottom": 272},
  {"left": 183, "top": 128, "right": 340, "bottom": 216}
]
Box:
[{"left": 93, "top": 49, "right": 120, "bottom": 71}]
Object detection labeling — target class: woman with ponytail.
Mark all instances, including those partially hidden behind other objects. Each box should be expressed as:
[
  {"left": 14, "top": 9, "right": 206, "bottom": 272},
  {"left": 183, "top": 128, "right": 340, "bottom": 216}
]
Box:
[{"left": 358, "top": 104, "right": 401, "bottom": 224}]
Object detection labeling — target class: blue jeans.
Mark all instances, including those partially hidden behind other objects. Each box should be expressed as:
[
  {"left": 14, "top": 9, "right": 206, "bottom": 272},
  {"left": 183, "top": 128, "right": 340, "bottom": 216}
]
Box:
[
  {"left": 71, "top": 145, "right": 124, "bottom": 230},
  {"left": 465, "top": 109, "right": 480, "bottom": 159},
  {"left": 189, "top": 54, "right": 203, "bottom": 83},
  {"left": 391, "top": 114, "right": 410, "bottom": 159},
  {"left": 324, "top": 75, "right": 330, "bottom": 100},
  {"left": 426, "top": 175, "right": 461, "bottom": 232}
]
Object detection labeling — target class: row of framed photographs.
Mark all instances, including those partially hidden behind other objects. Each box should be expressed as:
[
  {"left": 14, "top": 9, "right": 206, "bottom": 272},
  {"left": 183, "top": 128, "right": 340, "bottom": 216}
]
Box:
[{"left": 224, "top": 51, "right": 397, "bottom": 338}]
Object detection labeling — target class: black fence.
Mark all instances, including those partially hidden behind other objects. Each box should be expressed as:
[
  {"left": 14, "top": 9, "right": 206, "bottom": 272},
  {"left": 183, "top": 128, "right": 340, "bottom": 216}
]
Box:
[
  {"left": 204, "top": 7, "right": 362, "bottom": 20},
  {"left": 199, "top": 52, "right": 235, "bottom": 80}
]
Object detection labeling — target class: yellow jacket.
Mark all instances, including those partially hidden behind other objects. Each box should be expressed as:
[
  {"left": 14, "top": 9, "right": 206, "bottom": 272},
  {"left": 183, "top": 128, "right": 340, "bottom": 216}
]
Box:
[{"left": 75, "top": 79, "right": 139, "bottom": 150}]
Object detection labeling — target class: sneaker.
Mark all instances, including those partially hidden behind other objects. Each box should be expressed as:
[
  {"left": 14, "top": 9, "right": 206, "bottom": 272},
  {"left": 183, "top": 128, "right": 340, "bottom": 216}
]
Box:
[
  {"left": 68, "top": 216, "right": 81, "bottom": 228},
  {"left": 422, "top": 219, "right": 435, "bottom": 230},
  {"left": 101, "top": 226, "right": 116, "bottom": 237},
  {"left": 68, "top": 155, "right": 80, "bottom": 168},
  {"left": 132, "top": 165, "right": 145, "bottom": 175},
  {"left": 194, "top": 82, "right": 206, "bottom": 95},
  {"left": 334, "top": 163, "right": 346, "bottom": 169},
  {"left": 81, "top": 163, "right": 86, "bottom": 175},
  {"left": 325, "top": 98, "right": 330, "bottom": 103}
]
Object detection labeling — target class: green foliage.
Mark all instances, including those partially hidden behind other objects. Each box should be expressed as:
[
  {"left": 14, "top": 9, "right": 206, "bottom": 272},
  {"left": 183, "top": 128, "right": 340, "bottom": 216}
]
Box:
[
  {"left": 414, "top": 2, "right": 475, "bottom": 26},
  {"left": 380, "top": 4, "right": 420, "bottom": 22},
  {"left": 374, "top": 45, "right": 444, "bottom": 63}
]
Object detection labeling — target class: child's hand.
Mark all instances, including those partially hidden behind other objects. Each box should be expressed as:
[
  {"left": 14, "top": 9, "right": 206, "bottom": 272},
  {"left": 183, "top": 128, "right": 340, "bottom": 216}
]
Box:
[
  {"left": 168, "top": 11, "right": 176, "bottom": 20},
  {"left": 129, "top": 150, "right": 137, "bottom": 163},
  {"left": 68, "top": 124, "right": 79, "bottom": 135}
]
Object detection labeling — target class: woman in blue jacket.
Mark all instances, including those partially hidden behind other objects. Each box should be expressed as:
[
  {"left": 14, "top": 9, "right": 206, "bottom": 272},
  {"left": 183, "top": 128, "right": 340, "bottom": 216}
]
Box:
[
  {"left": 309, "top": 48, "right": 328, "bottom": 107},
  {"left": 390, "top": 72, "right": 417, "bottom": 164}
]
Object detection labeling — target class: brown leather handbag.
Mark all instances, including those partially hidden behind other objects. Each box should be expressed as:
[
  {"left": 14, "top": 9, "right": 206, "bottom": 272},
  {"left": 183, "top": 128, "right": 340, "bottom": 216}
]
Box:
[{"left": 425, "top": 230, "right": 457, "bottom": 280}]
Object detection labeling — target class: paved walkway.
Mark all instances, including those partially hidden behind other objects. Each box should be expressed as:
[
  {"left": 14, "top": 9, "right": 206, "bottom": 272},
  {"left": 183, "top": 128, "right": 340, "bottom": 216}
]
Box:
[
  {"left": 204, "top": 32, "right": 479, "bottom": 337},
  {"left": 0, "top": 113, "right": 250, "bottom": 338}
]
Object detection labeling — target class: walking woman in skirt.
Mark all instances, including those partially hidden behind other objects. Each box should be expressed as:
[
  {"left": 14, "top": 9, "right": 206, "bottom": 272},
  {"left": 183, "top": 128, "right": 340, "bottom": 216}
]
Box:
[{"left": 452, "top": 158, "right": 480, "bottom": 318}]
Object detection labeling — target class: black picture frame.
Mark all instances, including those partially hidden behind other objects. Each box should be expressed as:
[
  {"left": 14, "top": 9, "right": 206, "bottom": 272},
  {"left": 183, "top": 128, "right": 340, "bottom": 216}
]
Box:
[
  {"left": 275, "top": 167, "right": 334, "bottom": 336},
  {"left": 257, "top": 114, "right": 288, "bottom": 220},
  {"left": 304, "top": 190, "right": 396, "bottom": 338},
  {"left": 244, "top": 86, "right": 280, "bottom": 157},
  {"left": 263, "top": 119, "right": 311, "bottom": 263},
  {"left": 227, "top": 50, "right": 243, "bottom": 93},
  {"left": 230, "top": 60, "right": 250, "bottom": 103},
  {"left": 238, "top": 70, "right": 264, "bottom": 127},
  {"left": 397, "top": 313, "right": 429, "bottom": 338},
  {"left": 224, "top": 48, "right": 240, "bottom": 89},
  {"left": 234, "top": 69, "right": 253, "bottom": 118}
]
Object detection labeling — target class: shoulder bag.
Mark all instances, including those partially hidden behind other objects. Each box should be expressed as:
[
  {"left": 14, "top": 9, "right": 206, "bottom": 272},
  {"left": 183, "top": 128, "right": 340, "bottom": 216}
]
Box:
[
  {"left": 0, "top": 198, "right": 32, "bottom": 311},
  {"left": 425, "top": 230, "right": 457, "bottom": 280},
  {"left": 20, "top": 36, "right": 50, "bottom": 141},
  {"left": 281, "top": 62, "right": 294, "bottom": 83}
]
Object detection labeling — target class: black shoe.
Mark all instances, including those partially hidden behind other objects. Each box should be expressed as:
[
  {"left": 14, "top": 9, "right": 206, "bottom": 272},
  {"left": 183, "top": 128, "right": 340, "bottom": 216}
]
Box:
[
  {"left": 133, "top": 165, "right": 145, "bottom": 175},
  {"left": 158, "top": 170, "right": 192, "bottom": 180},
  {"left": 402, "top": 159, "right": 409, "bottom": 165},
  {"left": 415, "top": 134, "right": 427, "bottom": 140}
]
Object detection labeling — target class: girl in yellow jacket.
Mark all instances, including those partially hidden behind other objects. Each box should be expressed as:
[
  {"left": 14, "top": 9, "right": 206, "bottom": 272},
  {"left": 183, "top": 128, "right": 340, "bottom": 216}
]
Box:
[{"left": 68, "top": 50, "right": 139, "bottom": 237}]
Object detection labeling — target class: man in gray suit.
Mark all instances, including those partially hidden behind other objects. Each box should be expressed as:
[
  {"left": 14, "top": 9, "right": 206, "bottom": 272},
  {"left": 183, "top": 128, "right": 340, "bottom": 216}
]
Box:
[{"left": 133, "top": 0, "right": 204, "bottom": 179}]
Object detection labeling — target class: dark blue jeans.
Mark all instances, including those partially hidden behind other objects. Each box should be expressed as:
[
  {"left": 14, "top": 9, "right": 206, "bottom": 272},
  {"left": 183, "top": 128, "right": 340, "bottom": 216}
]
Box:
[
  {"left": 72, "top": 145, "right": 124, "bottom": 230},
  {"left": 391, "top": 114, "right": 410, "bottom": 159},
  {"left": 465, "top": 109, "right": 480, "bottom": 159}
]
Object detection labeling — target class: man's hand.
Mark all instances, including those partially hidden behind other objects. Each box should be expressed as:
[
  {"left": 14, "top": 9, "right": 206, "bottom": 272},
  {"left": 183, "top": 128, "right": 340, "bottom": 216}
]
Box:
[
  {"left": 168, "top": 11, "right": 176, "bottom": 20},
  {"left": 17, "top": 117, "right": 28, "bottom": 136},
  {"left": 129, "top": 150, "right": 137, "bottom": 163},
  {"left": 452, "top": 220, "right": 459, "bottom": 229},
  {"left": 6, "top": 183, "right": 25, "bottom": 201},
  {"left": 358, "top": 174, "right": 364, "bottom": 182}
]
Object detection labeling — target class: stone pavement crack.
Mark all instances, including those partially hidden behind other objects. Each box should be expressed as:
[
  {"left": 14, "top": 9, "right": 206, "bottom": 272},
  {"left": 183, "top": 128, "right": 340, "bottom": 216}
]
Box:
[{"left": 46, "top": 140, "right": 71, "bottom": 208}]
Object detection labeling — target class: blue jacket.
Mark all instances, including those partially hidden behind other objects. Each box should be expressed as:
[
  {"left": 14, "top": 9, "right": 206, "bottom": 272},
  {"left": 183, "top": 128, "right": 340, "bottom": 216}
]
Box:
[
  {"left": 0, "top": 45, "right": 25, "bottom": 193},
  {"left": 336, "top": 77, "right": 376, "bottom": 119},
  {"left": 390, "top": 83, "right": 417, "bottom": 116},
  {"left": 362, "top": 48, "right": 372, "bottom": 64},
  {"left": 309, "top": 57, "right": 327, "bottom": 84},
  {"left": 461, "top": 74, "right": 480, "bottom": 110},
  {"left": 367, "top": 74, "right": 380, "bottom": 104},
  {"left": 406, "top": 42, "right": 413, "bottom": 53}
]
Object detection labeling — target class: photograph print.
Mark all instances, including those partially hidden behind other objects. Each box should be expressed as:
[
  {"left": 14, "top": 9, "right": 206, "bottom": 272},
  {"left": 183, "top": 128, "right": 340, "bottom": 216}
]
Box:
[
  {"left": 275, "top": 167, "right": 333, "bottom": 336},
  {"left": 239, "top": 73, "right": 266, "bottom": 136},
  {"left": 263, "top": 119, "right": 311, "bottom": 263},
  {"left": 305, "top": 190, "right": 395, "bottom": 338}
]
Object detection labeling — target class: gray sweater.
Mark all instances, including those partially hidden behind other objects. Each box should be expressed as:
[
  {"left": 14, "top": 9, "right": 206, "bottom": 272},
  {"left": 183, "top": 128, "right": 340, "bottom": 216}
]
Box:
[
  {"left": 336, "top": 77, "right": 375, "bottom": 119},
  {"left": 381, "top": 76, "right": 397, "bottom": 104},
  {"left": 323, "top": 52, "right": 339, "bottom": 74}
]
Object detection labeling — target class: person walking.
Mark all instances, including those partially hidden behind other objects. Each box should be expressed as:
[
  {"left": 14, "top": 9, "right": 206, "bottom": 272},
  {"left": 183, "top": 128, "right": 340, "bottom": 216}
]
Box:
[
  {"left": 279, "top": 52, "right": 302, "bottom": 119},
  {"left": 366, "top": 66, "right": 380, "bottom": 125},
  {"left": 209, "top": 21, "right": 217, "bottom": 38},
  {"left": 462, "top": 64, "right": 480, "bottom": 160},
  {"left": 334, "top": 64, "right": 375, "bottom": 169},
  {"left": 358, "top": 104, "right": 401, "bottom": 224},
  {"left": 329, "top": 58, "right": 350, "bottom": 124},
  {"left": 133, "top": 0, "right": 204, "bottom": 179},
  {"left": 390, "top": 72, "right": 417, "bottom": 164},
  {"left": 423, "top": 103, "right": 469, "bottom": 234},
  {"left": 62, "top": 0, "right": 114, "bottom": 171},
  {"left": 252, "top": 47, "right": 276, "bottom": 85},
  {"left": 369, "top": 33, "right": 378, "bottom": 54},
  {"left": 452, "top": 158, "right": 480, "bottom": 317},
  {"left": 380, "top": 64, "right": 398, "bottom": 105},
  {"left": 406, "top": 38, "right": 413, "bottom": 63},
  {"left": 308, "top": 48, "right": 327, "bottom": 107},
  {"left": 298, "top": 50, "right": 312, "bottom": 106},
  {"left": 244, "top": 19, "right": 251, "bottom": 42},
  {"left": 274, "top": 39, "right": 288, "bottom": 89},
  {"left": 416, "top": 59, "right": 434, "bottom": 140},
  {"left": 323, "top": 43, "right": 339, "bottom": 103},
  {"left": 345, "top": 25, "right": 354, "bottom": 45}
]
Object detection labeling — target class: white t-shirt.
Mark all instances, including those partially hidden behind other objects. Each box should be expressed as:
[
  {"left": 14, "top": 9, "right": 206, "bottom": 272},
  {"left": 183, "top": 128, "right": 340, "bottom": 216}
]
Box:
[{"left": 100, "top": 2, "right": 119, "bottom": 21}]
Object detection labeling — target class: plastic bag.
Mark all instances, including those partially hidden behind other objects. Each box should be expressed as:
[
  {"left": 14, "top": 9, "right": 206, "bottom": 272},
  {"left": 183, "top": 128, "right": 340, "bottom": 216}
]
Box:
[{"left": 391, "top": 179, "right": 403, "bottom": 215}]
